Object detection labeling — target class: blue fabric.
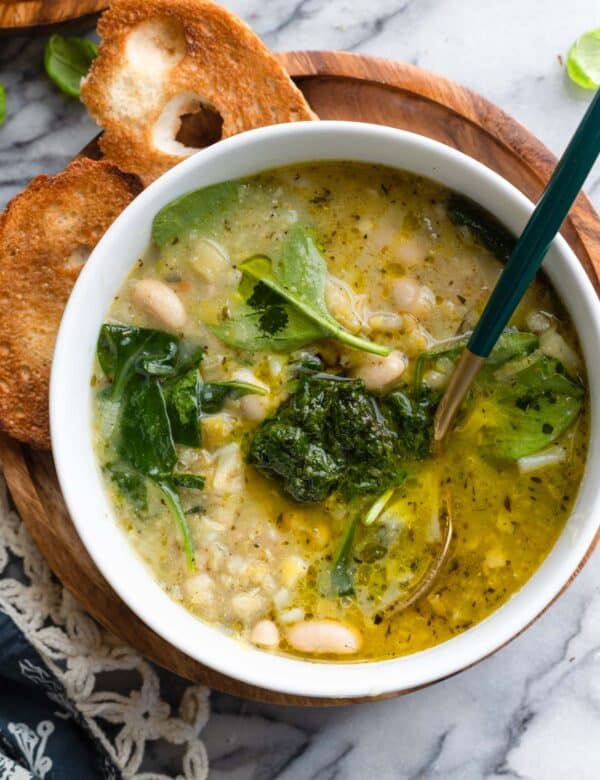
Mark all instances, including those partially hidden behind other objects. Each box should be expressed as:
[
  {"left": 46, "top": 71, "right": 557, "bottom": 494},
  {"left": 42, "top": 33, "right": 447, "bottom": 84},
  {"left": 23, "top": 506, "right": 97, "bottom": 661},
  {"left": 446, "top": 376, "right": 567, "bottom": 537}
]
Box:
[{"left": 0, "top": 610, "right": 117, "bottom": 780}]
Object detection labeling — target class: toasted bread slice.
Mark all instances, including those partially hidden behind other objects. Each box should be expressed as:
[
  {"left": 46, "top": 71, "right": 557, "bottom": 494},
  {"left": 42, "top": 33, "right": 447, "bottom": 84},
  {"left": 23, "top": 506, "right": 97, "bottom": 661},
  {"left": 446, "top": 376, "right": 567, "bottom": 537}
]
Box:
[
  {"left": 81, "top": 0, "right": 316, "bottom": 185},
  {"left": 0, "top": 159, "right": 142, "bottom": 449}
]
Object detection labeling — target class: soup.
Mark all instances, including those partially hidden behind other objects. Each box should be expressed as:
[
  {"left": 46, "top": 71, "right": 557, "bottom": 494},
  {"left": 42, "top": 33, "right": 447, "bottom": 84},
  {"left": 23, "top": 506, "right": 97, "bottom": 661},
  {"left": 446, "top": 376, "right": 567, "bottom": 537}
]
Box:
[{"left": 91, "top": 162, "right": 588, "bottom": 661}]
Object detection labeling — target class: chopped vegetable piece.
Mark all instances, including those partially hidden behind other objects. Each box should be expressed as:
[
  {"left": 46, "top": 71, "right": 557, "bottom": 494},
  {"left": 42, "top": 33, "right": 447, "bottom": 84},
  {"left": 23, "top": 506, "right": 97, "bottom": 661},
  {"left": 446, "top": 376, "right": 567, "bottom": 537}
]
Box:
[
  {"left": 331, "top": 517, "right": 357, "bottom": 596},
  {"left": 567, "top": 27, "right": 600, "bottom": 89},
  {"left": 363, "top": 488, "right": 395, "bottom": 526},
  {"left": 44, "top": 35, "right": 98, "bottom": 98}
]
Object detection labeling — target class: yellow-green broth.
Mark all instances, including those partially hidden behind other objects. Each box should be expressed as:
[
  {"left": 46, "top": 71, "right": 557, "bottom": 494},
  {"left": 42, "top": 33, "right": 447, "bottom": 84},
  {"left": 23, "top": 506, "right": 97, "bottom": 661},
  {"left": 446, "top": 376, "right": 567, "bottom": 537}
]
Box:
[{"left": 92, "top": 162, "right": 588, "bottom": 661}]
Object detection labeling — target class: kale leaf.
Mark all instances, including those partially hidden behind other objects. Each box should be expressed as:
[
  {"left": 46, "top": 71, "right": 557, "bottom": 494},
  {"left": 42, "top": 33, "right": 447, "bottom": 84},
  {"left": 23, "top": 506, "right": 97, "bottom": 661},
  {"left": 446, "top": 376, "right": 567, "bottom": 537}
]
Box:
[
  {"left": 447, "top": 194, "right": 516, "bottom": 263},
  {"left": 97, "top": 324, "right": 181, "bottom": 400}
]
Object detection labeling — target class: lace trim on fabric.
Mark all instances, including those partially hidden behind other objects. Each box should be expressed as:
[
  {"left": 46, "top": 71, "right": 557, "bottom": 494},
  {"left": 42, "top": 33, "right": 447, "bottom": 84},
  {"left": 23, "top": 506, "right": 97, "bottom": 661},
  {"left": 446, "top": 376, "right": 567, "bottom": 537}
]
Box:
[{"left": 0, "top": 475, "right": 210, "bottom": 780}]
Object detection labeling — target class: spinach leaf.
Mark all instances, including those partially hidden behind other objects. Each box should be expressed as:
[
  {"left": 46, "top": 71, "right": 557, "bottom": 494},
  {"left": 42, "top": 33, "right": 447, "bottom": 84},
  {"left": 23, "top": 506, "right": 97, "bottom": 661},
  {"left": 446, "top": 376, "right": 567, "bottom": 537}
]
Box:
[
  {"left": 44, "top": 35, "right": 98, "bottom": 98},
  {"left": 448, "top": 195, "right": 516, "bottom": 263},
  {"left": 155, "top": 480, "right": 196, "bottom": 570},
  {"left": 152, "top": 181, "right": 239, "bottom": 249},
  {"left": 476, "top": 356, "right": 584, "bottom": 460},
  {"left": 117, "top": 378, "right": 177, "bottom": 477},
  {"left": 199, "top": 380, "right": 267, "bottom": 414},
  {"left": 331, "top": 518, "right": 357, "bottom": 597},
  {"left": 239, "top": 226, "right": 390, "bottom": 355},
  {"left": 211, "top": 295, "right": 323, "bottom": 352},
  {"left": 105, "top": 464, "right": 148, "bottom": 512},
  {"left": 164, "top": 369, "right": 201, "bottom": 447},
  {"left": 97, "top": 324, "right": 180, "bottom": 400}
]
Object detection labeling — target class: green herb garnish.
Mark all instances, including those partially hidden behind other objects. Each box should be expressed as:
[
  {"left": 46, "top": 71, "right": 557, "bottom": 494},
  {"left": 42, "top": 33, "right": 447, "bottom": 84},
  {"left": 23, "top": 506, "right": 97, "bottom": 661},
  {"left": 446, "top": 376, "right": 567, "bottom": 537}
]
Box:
[
  {"left": 44, "top": 35, "right": 98, "bottom": 98},
  {"left": 212, "top": 226, "right": 390, "bottom": 355}
]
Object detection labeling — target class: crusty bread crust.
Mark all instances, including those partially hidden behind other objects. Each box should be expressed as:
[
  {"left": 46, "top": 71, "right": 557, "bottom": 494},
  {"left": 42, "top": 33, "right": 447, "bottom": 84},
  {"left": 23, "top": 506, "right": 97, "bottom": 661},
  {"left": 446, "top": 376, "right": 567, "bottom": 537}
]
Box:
[
  {"left": 81, "top": 0, "right": 316, "bottom": 184},
  {"left": 0, "top": 159, "right": 142, "bottom": 449}
]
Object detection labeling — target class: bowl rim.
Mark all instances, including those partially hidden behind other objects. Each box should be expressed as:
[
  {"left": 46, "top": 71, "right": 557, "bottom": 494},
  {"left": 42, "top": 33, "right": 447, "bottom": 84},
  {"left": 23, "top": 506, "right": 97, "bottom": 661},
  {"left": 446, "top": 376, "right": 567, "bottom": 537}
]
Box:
[{"left": 50, "top": 120, "right": 600, "bottom": 699}]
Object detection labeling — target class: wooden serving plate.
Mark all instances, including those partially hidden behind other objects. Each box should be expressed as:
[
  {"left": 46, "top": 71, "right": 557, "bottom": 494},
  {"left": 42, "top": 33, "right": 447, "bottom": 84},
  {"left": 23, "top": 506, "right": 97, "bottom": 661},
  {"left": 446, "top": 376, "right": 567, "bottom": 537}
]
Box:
[
  {"left": 0, "top": 0, "right": 106, "bottom": 31},
  {"left": 1, "top": 51, "right": 600, "bottom": 705}
]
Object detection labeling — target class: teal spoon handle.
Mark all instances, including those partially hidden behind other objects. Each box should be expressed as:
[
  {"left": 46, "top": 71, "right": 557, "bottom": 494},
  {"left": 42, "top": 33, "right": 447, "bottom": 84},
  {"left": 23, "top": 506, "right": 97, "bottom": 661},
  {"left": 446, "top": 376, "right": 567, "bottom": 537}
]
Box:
[{"left": 469, "top": 89, "right": 600, "bottom": 358}]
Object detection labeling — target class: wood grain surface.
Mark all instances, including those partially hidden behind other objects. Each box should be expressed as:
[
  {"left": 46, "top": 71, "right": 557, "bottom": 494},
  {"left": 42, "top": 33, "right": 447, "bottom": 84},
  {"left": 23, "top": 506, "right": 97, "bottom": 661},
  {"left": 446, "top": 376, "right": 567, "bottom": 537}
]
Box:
[
  {"left": 0, "top": 0, "right": 106, "bottom": 30},
  {"left": 1, "top": 50, "right": 599, "bottom": 705}
]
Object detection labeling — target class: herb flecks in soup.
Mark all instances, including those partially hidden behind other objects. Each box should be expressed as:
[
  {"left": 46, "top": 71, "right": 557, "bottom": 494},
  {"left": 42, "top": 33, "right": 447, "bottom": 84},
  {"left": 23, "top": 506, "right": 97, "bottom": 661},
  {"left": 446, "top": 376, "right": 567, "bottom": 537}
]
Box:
[{"left": 92, "top": 162, "right": 588, "bottom": 661}]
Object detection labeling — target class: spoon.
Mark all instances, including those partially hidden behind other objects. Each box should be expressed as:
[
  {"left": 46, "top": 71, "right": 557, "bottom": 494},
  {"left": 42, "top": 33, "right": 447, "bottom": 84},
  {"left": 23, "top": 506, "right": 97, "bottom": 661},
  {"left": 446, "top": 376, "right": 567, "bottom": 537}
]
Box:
[{"left": 434, "top": 89, "right": 600, "bottom": 442}]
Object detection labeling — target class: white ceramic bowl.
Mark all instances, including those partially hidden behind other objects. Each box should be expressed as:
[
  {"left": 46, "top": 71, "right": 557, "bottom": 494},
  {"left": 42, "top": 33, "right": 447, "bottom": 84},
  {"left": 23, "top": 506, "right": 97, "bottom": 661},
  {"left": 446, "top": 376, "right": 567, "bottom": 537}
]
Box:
[{"left": 51, "top": 121, "right": 600, "bottom": 700}]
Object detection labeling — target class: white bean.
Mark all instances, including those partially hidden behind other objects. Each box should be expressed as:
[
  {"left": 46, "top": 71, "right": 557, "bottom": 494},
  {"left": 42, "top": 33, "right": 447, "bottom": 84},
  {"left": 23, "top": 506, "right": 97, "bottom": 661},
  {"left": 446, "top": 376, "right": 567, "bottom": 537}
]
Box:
[
  {"left": 286, "top": 620, "right": 361, "bottom": 655},
  {"left": 392, "top": 277, "right": 435, "bottom": 319},
  {"left": 353, "top": 349, "right": 407, "bottom": 391},
  {"left": 232, "top": 368, "right": 270, "bottom": 422},
  {"left": 132, "top": 279, "right": 186, "bottom": 330},
  {"left": 250, "top": 620, "right": 280, "bottom": 648}
]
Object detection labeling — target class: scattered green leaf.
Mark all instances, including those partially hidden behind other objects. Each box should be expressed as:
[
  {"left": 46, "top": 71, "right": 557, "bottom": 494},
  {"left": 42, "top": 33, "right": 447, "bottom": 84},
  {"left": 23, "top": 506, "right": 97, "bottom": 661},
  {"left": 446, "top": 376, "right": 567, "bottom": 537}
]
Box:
[
  {"left": 44, "top": 34, "right": 98, "bottom": 98},
  {"left": 567, "top": 27, "right": 600, "bottom": 89},
  {"left": 331, "top": 517, "right": 357, "bottom": 597}
]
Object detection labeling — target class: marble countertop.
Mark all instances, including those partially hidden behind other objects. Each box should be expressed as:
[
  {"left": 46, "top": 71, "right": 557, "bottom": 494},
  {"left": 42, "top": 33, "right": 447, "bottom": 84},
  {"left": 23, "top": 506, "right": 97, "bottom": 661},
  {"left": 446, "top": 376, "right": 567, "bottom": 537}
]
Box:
[{"left": 1, "top": 1, "right": 600, "bottom": 778}]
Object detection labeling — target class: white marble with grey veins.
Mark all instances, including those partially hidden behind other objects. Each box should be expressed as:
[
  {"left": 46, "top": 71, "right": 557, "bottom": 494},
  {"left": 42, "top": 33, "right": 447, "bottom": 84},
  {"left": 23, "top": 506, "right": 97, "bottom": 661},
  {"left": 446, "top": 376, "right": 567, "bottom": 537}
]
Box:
[{"left": 1, "top": 1, "right": 600, "bottom": 778}]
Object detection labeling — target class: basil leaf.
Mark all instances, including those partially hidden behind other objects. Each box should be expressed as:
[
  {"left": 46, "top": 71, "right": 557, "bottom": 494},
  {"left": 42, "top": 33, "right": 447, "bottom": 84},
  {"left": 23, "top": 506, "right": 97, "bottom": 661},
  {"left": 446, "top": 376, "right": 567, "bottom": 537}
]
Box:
[
  {"left": 152, "top": 181, "right": 239, "bottom": 249},
  {"left": 117, "top": 379, "right": 176, "bottom": 477},
  {"left": 97, "top": 325, "right": 180, "bottom": 400},
  {"left": 44, "top": 35, "right": 98, "bottom": 98},
  {"left": 164, "top": 369, "right": 201, "bottom": 447},
  {"left": 199, "top": 380, "right": 267, "bottom": 414}
]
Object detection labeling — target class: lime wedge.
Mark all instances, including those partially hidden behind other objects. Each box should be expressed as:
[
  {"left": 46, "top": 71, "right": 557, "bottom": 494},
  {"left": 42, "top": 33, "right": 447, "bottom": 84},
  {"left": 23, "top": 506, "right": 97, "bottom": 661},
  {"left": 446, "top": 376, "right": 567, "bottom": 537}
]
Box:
[{"left": 567, "top": 27, "right": 600, "bottom": 89}]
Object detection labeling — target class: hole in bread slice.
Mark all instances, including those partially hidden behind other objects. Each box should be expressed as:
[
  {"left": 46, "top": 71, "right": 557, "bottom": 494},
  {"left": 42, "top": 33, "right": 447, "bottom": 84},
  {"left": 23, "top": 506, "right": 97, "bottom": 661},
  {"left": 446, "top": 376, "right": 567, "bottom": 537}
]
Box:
[{"left": 152, "top": 92, "right": 223, "bottom": 156}]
